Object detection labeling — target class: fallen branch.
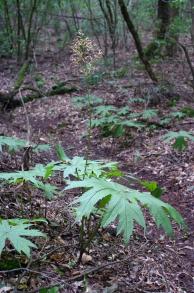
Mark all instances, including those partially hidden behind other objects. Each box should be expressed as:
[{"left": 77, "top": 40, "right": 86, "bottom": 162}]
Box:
[
  {"left": 0, "top": 82, "right": 77, "bottom": 109},
  {"left": 0, "top": 62, "right": 29, "bottom": 106}
]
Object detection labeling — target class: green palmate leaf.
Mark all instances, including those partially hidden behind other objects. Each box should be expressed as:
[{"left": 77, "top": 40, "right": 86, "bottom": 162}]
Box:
[
  {"left": 0, "top": 136, "right": 50, "bottom": 153},
  {"left": 128, "top": 98, "right": 145, "bottom": 104},
  {"left": 63, "top": 156, "right": 117, "bottom": 179},
  {"left": 34, "top": 144, "right": 50, "bottom": 153},
  {"left": 121, "top": 120, "right": 144, "bottom": 128},
  {"left": 66, "top": 178, "right": 185, "bottom": 243},
  {"left": 94, "top": 105, "right": 116, "bottom": 116},
  {"left": 0, "top": 219, "right": 45, "bottom": 257},
  {"left": 0, "top": 136, "right": 27, "bottom": 152},
  {"left": 0, "top": 164, "right": 46, "bottom": 184},
  {"left": 117, "top": 106, "right": 130, "bottom": 116},
  {"left": 0, "top": 162, "right": 59, "bottom": 184},
  {"left": 110, "top": 124, "right": 125, "bottom": 137},
  {"left": 160, "top": 117, "right": 172, "bottom": 126},
  {"left": 72, "top": 95, "right": 103, "bottom": 109},
  {"left": 173, "top": 136, "right": 187, "bottom": 151},
  {"left": 169, "top": 111, "right": 186, "bottom": 119},
  {"left": 91, "top": 115, "right": 118, "bottom": 128},
  {"left": 37, "top": 183, "right": 58, "bottom": 200},
  {"left": 163, "top": 131, "right": 194, "bottom": 151},
  {"left": 0, "top": 163, "right": 57, "bottom": 199},
  {"left": 141, "top": 109, "right": 158, "bottom": 119}
]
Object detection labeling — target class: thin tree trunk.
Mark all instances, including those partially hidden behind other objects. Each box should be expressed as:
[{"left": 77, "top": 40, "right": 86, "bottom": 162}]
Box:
[
  {"left": 166, "top": 2, "right": 179, "bottom": 56},
  {"left": 98, "top": 0, "right": 118, "bottom": 68},
  {"left": 118, "top": 0, "right": 158, "bottom": 83},
  {"left": 157, "top": 0, "right": 170, "bottom": 39},
  {"left": 85, "top": 0, "right": 102, "bottom": 52},
  {"left": 69, "top": 0, "right": 79, "bottom": 31},
  {"left": 191, "top": 0, "right": 194, "bottom": 45},
  {"left": 190, "top": 0, "right": 194, "bottom": 46},
  {"left": 25, "top": 0, "right": 37, "bottom": 60},
  {"left": 16, "top": 0, "right": 22, "bottom": 63},
  {"left": 2, "top": 0, "right": 14, "bottom": 51}
]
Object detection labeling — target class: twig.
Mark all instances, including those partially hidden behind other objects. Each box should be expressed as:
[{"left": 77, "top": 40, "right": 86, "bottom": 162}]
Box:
[
  {"left": 0, "top": 267, "right": 52, "bottom": 276},
  {"left": 1, "top": 240, "right": 149, "bottom": 292},
  {"left": 30, "top": 255, "right": 141, "bottom": 291},
  {"left": 68, "top": 240, "right": 149, "bottom": 282}
]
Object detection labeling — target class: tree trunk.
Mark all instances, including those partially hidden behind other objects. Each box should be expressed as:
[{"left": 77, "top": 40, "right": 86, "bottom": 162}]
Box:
[
  {"left": 145, "top": 0, "right": 180, "bottom": 58},
  {"left": 191, "top": 0, "right": 194, "bottom": 45},
  {"left": 2, "top": 0, "right": 14, "bottom": 52},
  {"left": 98, "top": 0, "right": 118, "bottom": 68},
  {"left": 118, "top": 0, "right": 158, "bottom": 83},
  {"left": 157, "top": 0, "right": 170, "bottom": 40},
  {"left": 166, "top": 2, "right": 179, "bottom": 56},
  {"left": 25, "top": 0, "right": 38, "bottom": 60},
  {"left": 190, "top": 0, "right": 194, "bottom": 46}
]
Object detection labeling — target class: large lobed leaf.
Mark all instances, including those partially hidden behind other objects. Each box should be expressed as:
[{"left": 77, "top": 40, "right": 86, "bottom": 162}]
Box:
[
  {"left": 63, "top": 156, "right": 117, "bottom": 179},
  {"left": 66, "top": 178, "right": 185, "bottom": 243},
  {"left": 163, "top": 131, "right": 194, "bottom": 151},
  {"left": 0, "top": 219, "right": 45, "bottom": 257},
  {"left": 0, "top": 135, "right": 50, "bottom": 153},
  {"left": 0, "top": 163, "right": 58, "bottom": 199}
]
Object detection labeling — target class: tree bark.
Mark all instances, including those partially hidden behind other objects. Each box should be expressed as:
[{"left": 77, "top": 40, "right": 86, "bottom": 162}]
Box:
[
  {"left": 157, "top": 0, "right": 170, "bottom": 39},
  {"left": 146, "top": 0, "right": 179, "bottom": 58},
  {"left": 191, "top": 0, "right": 194, "bottom": 45},
  {"left": 98, "top": 0, "right": 118, "bottom": 67},
  {"left": 25, "top": 0, "right": 38, "bottom": 60},
  {"left": 118, "top": 0, "right": 158, "bottom": 83},
  {"left": 2, "top": 0, "right": 14, "bottom": 51}
]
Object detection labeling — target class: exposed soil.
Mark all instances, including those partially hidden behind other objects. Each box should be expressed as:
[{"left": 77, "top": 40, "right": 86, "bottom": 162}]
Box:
[{"left": 0, "top": 46, "right": 193, "bottom": 293}]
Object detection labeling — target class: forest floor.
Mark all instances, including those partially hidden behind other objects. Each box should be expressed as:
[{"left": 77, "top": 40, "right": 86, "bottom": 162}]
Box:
[{"left": 0, "top": 44, "right": 194, "bottom": 293}]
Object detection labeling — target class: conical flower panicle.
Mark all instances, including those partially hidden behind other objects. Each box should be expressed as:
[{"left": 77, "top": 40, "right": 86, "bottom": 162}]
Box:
[{"left": 71, "top": 31, "right": 102, "bottom": 75}]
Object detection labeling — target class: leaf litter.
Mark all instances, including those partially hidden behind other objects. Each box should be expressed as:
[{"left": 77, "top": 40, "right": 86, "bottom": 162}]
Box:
[{"left": 0, "top": 47, "right": 193, "bottom": 292}]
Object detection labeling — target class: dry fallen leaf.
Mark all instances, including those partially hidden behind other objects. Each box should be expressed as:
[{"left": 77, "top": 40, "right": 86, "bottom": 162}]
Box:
[{"left": 81, "top": 253, "right": 93, "bottom": 264}]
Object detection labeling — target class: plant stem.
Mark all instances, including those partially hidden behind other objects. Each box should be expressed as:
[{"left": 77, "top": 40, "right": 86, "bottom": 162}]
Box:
[
  {"left": 84, "top": 89, "right": 92, "bottom": 178},
  {"left": 78, "top": 217, "right": 85, "bottom": 264}
]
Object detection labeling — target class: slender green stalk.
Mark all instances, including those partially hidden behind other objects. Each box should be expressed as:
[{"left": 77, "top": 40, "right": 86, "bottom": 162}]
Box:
[
  {"left": 70, "top": 31, "right": 102, "bottom": 263},
  {"left": 84, "top": 89, "right": 92, "bottom": 178}
]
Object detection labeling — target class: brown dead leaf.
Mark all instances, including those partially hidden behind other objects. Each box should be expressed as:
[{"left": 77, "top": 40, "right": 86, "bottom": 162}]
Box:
[{"left": 81, "top": 253, "right": 93, "bottom": 264}]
